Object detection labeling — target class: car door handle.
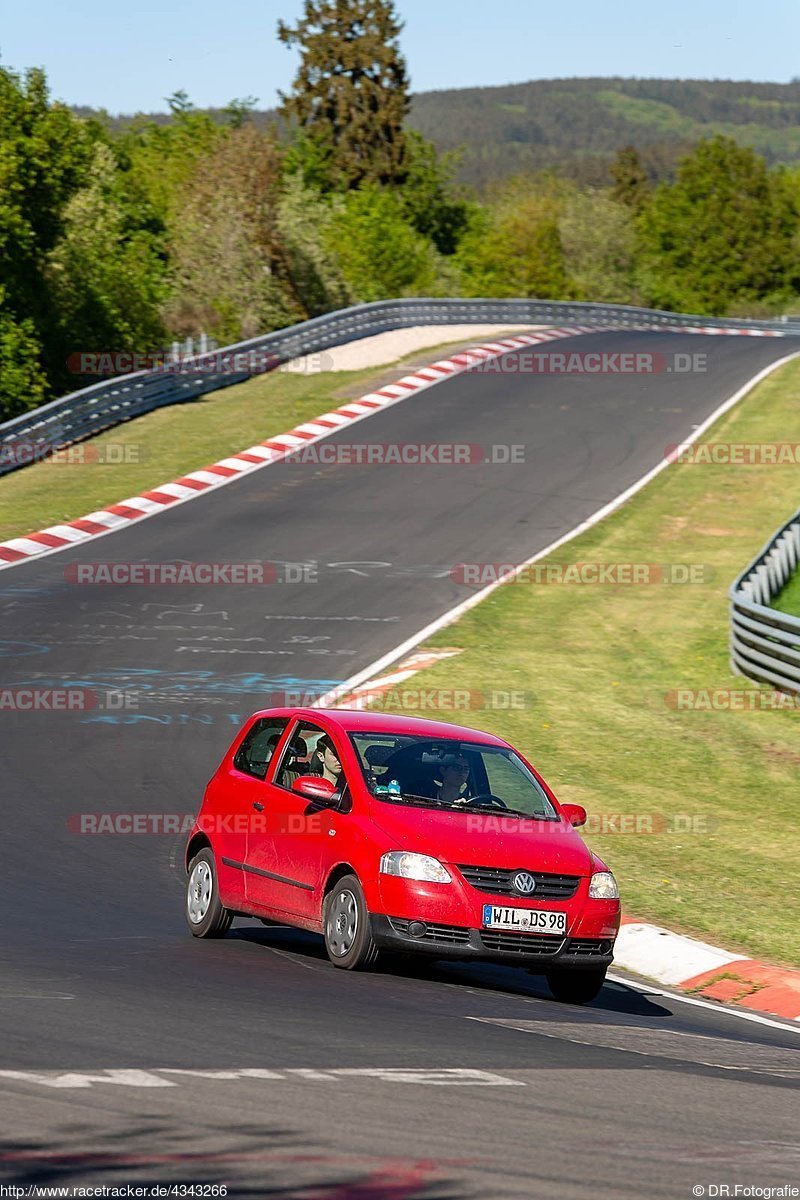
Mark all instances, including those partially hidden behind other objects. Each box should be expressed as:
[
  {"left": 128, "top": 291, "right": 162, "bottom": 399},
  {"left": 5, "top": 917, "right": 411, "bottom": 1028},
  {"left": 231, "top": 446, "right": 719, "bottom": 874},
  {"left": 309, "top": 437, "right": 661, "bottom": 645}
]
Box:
[{"left": 253, "top": 802, "right": 264, "bottom": 812}]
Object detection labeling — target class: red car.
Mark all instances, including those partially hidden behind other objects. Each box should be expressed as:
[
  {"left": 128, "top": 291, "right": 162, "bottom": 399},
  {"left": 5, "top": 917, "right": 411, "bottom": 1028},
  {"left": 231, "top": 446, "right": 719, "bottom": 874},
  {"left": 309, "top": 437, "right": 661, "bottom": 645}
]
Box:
[{"left": 184, "top": 709, "right": 620, "bottom": 1003}]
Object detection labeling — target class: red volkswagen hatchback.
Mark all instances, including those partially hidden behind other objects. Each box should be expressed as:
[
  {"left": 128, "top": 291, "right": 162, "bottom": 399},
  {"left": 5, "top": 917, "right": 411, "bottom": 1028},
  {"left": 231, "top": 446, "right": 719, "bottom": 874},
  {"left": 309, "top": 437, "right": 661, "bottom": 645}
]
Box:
[{"left": 184, "top": 709, "right": 620, "bottom": 1003}]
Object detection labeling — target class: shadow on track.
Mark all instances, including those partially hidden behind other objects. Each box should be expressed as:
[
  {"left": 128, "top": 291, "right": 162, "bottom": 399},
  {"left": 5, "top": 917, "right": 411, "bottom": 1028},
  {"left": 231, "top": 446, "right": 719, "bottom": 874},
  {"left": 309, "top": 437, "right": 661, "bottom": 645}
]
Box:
[{"left": 230, "top": 922, "right": 670, "bottom": 1019}]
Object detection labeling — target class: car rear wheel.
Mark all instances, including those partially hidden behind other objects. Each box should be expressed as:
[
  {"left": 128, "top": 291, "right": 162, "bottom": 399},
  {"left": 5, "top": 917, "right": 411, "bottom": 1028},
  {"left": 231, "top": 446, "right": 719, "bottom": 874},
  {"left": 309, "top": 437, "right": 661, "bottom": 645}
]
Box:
[
  {"left": 186, "top": 848, "right": 233, "bottom": 938},
  {"left": 323, "top": 874, "right": 379, "bottom": 970},
  {"left": 546, "top": 967, "right": 607, "bottom": 1005}
]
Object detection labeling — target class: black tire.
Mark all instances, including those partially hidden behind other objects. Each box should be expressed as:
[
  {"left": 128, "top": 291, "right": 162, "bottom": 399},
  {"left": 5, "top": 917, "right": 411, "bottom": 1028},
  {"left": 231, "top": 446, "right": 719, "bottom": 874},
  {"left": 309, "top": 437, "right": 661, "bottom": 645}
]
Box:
[
  {"left": 185, "top": 848, "right": 233, "bottom": 939},
  {"left": 323, "top": 874, "right": 379, "bottom": 970},
  {"left": 546, "top": 967, "right": 607, "bottom": 1005}
]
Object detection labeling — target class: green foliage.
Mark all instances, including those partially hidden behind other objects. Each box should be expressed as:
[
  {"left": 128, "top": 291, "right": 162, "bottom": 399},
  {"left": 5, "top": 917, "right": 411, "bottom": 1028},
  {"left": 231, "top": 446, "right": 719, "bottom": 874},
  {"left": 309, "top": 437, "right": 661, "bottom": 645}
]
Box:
[
  {"left": 0, "top": 307, "right": 48, "bottom": 420},
  {"left": 398, "top": 130, "right": 470, "bottom": 255},
  {"left": 164, "top": 126, "right": 297, "bottom": 343},
  {"left": 276, "top": 176, "right": 353, "bottom": 316},
  {"left": 636, "top": 136, "right": 800, "bottom": 314},
  {"left": 325, "top": 185, "right": 437, "bottom": 301},
  {"left": 611, "top": 145, "right": 651, "bottom": 211},
  {"left": 559, "top": 188, "right": 640, "bottom": 304},
  {"left": 116, "top": 101, "right": 223, "bottom": 228},
  {"left": 47, "top": 142, "right": 168, "bottom": 377},
  {"left": 278, "top": 0, "right": 410, "bottom": 190},
  {"left": 0, "top": 65, "right": 95, "bottom": 405},
  {"left": 455, "top": 178, "right": 571, "bottom": 299}
]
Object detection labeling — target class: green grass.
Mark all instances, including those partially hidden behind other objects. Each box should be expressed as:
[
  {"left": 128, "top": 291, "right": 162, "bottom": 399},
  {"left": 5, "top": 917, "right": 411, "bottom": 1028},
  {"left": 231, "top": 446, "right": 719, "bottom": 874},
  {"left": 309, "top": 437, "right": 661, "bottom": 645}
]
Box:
[
  {"left": 367, "top": 358, "right": 800, "bottom": 968},
  {"left": 772, "top": 567, "right": 800, "bottom": 617},
  {"left": 0, "top": 335, "right": 490, "bottom": 543}
]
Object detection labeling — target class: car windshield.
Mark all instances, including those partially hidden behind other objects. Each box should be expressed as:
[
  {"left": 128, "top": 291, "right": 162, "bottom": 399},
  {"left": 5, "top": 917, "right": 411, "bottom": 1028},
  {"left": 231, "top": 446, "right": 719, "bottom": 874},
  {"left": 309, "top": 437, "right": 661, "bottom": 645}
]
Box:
[{"left": 348, "top": 733, "right": 558, "bottom": 819}]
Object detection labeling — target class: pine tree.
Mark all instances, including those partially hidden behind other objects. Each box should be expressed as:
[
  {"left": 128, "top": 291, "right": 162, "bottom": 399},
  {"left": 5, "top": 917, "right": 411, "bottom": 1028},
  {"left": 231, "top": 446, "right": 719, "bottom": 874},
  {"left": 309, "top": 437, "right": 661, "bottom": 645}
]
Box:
[{"left": 278, "top": 0, "right": 410, "bottom": 190}]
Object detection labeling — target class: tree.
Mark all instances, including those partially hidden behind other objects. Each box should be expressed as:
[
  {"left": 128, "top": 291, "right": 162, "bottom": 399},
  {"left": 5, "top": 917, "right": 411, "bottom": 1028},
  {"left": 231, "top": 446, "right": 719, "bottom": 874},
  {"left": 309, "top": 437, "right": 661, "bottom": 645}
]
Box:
[
  {"left": 164, "top": 126, "right": 298, "bottom": 342},
  {"left": 0, "top": 305, "right": 48, "bottom": 421},
  {"left": 610, "top": 145, "right": 650, "bottom": 212},
  {"left": 278, "top": 0, "right": 410, "bottom": 190},
  {"left": 0, "top": 66, "right": 95, "bottom": 398},
  {"left": 47, "top": 142, "right": 168, "bottom": 376},
  {"left": 637, "top": 136, "right": 800, "bottom": 315},
  {"left": 276, "top": 176, "right": 353, "bottom": 316},
  {"left": 455, "top": 177, "right": 571, "bottom": 299},
  {"left": 399, "top": 130, "right": 471, "bottom": 256},
  {"left": 559, "top": 188, "right": 640, "bottom": 304},
  {"left": 324, "top": 185, "right": 437, "bottom": 301}
]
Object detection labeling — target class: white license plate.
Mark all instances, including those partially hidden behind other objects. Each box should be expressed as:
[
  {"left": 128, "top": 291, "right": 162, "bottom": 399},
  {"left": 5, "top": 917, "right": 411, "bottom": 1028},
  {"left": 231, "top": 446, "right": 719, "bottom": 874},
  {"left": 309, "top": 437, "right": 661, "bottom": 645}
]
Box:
[{"left": 482, "top": 904, "right": 566, "bottom": 935}]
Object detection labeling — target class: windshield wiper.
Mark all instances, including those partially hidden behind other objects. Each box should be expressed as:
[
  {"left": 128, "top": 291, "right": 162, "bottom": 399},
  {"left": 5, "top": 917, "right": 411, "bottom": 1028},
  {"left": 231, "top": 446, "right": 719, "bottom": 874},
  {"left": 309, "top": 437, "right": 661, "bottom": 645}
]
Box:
[{"left": 451, "top": 803, "right": 554, "bottom": 819}]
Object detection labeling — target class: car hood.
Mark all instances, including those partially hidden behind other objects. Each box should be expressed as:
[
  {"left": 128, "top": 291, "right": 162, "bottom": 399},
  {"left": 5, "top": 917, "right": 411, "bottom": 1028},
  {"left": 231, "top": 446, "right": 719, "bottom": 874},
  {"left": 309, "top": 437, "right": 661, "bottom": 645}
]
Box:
[{"left": 369, "top": 801, "right": 593, "bottom": 875}]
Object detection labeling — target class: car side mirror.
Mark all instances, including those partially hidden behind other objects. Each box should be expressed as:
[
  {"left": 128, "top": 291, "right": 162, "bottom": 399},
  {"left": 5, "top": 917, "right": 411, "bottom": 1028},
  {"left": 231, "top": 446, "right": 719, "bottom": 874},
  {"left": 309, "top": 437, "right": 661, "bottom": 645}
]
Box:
[
  {"left": 560, "top": 803, "right": 587, "bottom": 827},
  {"left": 291, "top": 775, "right": 338, "bottom": 805}
]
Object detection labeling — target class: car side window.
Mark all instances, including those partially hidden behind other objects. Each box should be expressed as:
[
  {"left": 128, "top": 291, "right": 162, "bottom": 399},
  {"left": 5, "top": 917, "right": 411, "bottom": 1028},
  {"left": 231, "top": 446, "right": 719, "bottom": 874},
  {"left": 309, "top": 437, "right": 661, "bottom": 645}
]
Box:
[
  {"left": 273, "top": 722, "right": 327, "bottom": 791},
  {"left": 233, "top": 719, "right": 289, "bottom": 781},
  {"left": 273, "top": 723, "right": 351, "bottom": 811}
]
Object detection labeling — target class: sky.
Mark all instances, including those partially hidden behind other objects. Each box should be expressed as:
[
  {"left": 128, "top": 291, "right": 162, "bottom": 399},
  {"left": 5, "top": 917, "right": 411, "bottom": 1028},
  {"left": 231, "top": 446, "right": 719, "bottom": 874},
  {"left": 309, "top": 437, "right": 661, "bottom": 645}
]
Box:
[{"left": 1, "top": 0, "right": 799, "bottom": 114}]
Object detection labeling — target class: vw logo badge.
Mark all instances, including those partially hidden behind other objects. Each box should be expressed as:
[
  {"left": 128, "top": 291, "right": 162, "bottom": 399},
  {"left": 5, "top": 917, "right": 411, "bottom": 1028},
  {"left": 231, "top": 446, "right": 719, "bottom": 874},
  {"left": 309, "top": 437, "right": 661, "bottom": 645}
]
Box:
[{"left": 513, "top": 871, "right": 536, "bottom": 895}]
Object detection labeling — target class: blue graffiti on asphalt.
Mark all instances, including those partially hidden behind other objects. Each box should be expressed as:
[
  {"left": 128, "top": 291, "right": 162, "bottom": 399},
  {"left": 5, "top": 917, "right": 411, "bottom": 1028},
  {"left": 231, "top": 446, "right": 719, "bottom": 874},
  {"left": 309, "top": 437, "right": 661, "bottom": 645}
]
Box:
[
  {"left": 0, "top": 640, "right": 53, "bottom": 658},
  {"left": 7, "top": 668, "right": 341, "bottom": 695}
]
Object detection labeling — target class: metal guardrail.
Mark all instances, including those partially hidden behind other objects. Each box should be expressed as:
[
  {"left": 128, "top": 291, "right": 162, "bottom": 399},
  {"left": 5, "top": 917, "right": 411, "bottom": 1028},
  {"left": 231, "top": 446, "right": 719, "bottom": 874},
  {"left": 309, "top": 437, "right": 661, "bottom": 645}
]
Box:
[
  {"left": 730, "top": 508, "right": 800, "bottom": 693},
  {"left": 2, "top": 297, "right": 800, "bottom": 478}
]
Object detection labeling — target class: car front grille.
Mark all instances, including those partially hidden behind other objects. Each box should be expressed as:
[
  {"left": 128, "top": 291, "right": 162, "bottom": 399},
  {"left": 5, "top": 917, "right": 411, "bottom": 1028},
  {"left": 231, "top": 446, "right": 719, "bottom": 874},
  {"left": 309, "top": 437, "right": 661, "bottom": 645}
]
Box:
[
  {"left": 457, "top": 865, "right": 580, "bottom": 899},
  {"left": 479, "top": 931, "right": 564, "bottom": 955},
  {"left": 388, "top": 918, "right": 471, "bottom": 945},
  {"left": 567, "top": 938, "right": 613, "bottom": 957}
]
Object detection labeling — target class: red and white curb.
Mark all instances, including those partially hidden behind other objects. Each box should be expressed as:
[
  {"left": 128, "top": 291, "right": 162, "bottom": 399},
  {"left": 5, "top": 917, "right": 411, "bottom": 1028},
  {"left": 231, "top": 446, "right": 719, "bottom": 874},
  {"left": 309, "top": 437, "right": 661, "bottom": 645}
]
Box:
[
  {"left": 327, "top": 653, "right": 800, "bottom": 1022},
  {"left": 615, "top": 919, "right": 800, "bottom": 1021},
  {"left": 0, "top": 323, "right": 791, "bottom": 571},
  {"left": 0, "top": 325, "right": 596, "bottom": 570}
]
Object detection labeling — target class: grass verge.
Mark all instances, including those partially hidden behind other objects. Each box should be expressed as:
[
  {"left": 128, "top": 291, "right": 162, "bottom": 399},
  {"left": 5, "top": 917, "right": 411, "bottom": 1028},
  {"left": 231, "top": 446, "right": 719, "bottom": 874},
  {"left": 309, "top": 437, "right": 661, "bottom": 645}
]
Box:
[
  {"left": 368, "top": 358, "right": 800, "bottom": 967},
  {"left": 772, "top": 565, "right": 800, "bottom": 617}
]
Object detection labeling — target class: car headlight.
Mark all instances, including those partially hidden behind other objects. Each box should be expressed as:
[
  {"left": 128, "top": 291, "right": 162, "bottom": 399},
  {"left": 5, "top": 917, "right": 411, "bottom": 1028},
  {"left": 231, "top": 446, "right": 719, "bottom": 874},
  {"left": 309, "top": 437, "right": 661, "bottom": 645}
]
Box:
[
  {"left": 380, "top": 852, "right": 452, "bottom": 883},
  {"left": 588, "top": 871, "right": 619, "bottom": 899}
]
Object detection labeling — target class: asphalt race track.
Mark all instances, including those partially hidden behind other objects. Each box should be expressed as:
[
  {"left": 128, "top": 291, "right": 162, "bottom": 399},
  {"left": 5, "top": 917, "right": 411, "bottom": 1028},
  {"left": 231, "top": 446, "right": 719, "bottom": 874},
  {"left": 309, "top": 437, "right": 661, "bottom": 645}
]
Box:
[{"left": 1, "top": 331, "right": 799, "bottom": 1199}]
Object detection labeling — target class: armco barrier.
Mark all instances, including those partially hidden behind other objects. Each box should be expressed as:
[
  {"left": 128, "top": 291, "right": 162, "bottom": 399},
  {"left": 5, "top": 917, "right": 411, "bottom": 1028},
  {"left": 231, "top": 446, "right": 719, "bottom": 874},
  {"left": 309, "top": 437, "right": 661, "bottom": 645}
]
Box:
[
  {"left": 2, "top": 297, "right": 800, "bottom": 477},
  {"left": 730, "top": 507, "right": 800, "bottom": 692}
]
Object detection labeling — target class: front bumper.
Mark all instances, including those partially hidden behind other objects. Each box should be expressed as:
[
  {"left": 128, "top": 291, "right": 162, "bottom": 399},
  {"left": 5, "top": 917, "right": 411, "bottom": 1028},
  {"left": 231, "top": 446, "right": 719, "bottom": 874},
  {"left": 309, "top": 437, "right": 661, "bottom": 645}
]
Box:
[{"left": 370, "top": 914, "right": 614, "bottom": 971}]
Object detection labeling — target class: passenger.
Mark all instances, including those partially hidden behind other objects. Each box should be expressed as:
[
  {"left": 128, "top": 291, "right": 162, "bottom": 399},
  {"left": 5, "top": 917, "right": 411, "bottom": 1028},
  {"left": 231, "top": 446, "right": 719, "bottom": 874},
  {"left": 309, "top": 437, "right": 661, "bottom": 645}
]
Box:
[{"left": 311, "top": 735, "right": 345, "bottom": 788}]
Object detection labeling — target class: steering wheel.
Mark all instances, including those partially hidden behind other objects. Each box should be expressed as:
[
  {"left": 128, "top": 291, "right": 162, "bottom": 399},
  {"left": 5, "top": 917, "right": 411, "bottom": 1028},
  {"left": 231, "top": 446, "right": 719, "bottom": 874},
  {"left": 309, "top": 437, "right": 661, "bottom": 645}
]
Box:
[{"left": 462, "top": 793, "right": 508, "bottom": 809}]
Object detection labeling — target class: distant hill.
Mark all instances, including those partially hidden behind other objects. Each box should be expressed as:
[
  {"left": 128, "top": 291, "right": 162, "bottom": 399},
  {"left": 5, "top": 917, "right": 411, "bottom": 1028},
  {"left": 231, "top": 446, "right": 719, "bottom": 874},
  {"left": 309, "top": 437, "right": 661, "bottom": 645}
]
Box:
[
  {"left": 408, "top": 77, "right": 800, "bottom": 188},
  {"left": 73, "top": 76, "right": 800, "bottom": 191}
]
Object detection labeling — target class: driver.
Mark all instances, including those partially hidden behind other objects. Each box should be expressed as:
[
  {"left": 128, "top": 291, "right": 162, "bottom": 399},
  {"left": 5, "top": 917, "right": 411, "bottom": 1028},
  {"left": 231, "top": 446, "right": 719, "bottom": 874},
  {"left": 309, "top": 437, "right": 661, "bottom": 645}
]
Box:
[{"left": 436, "top": 753, "right": 471, "bottom": 804}]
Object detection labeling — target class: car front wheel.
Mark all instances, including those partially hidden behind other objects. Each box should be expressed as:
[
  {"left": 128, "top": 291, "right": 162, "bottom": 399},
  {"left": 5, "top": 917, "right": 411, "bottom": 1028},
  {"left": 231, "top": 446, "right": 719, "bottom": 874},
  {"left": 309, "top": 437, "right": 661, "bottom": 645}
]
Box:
[
  {"left": 323, "top": 874, "right": 379, "bottom": 970},
  {"left": 185, "top": 848, "right": 233, "bottom": 938},
  {"left": 546, "top": 967, "right": 607, "bottom": 1005}
]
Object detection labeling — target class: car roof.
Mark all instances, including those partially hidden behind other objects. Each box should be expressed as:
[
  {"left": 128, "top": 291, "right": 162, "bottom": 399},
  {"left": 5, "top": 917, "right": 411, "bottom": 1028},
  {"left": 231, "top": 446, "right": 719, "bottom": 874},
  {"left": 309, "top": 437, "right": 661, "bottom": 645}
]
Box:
[{"left": 249, "top": 707, "right": 511, "bottom": 746}]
